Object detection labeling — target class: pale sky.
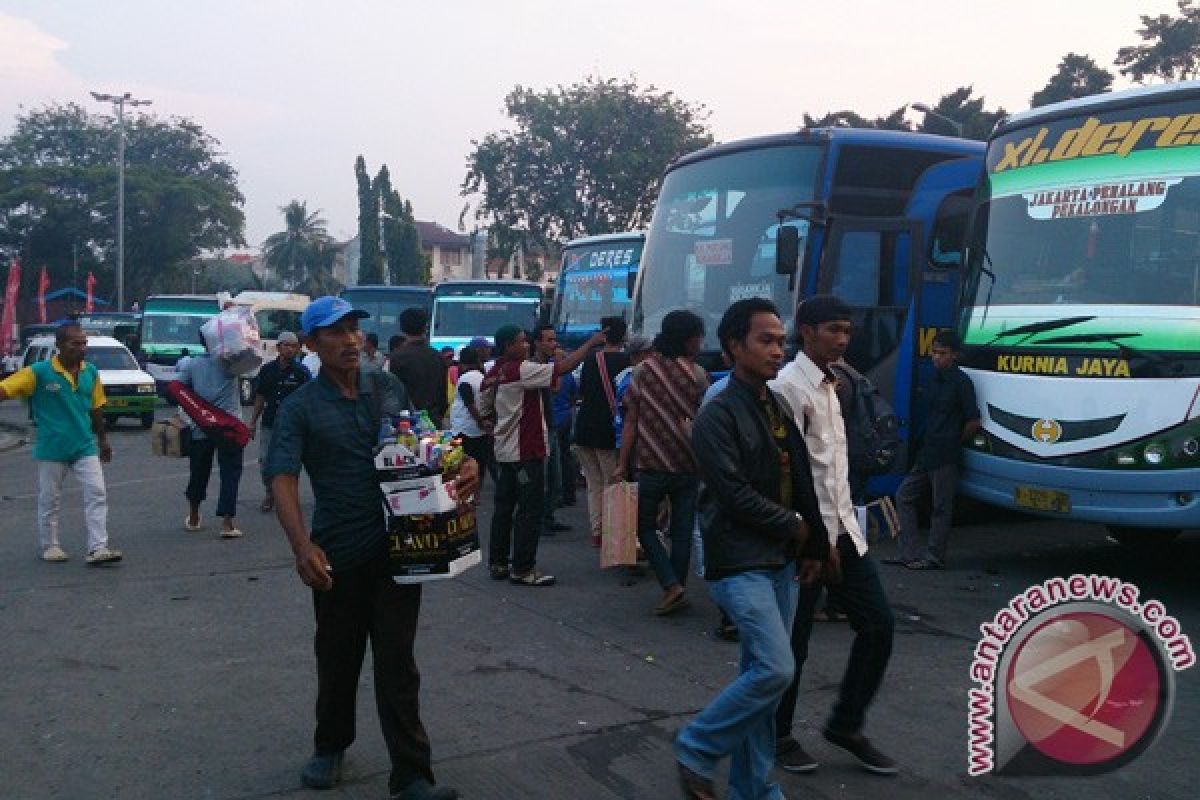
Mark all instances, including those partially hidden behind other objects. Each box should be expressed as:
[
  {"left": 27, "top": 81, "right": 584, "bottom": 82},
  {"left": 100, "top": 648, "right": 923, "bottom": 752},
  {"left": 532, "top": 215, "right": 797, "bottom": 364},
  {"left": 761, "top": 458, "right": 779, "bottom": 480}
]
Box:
[{"left": 0, "top": 1, "right": 1176, "bottom": 249}]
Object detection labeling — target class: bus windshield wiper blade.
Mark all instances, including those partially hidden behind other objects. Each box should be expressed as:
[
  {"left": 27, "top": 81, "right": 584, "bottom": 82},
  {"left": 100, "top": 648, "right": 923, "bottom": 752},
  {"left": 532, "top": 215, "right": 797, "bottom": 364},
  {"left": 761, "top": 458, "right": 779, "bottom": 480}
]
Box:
[
  {"left": 986, "top": 315, "right": 1095, "bottom": 346},
  {"left": 1032, "top": 332, "right": 1164, "bottom": 365}
]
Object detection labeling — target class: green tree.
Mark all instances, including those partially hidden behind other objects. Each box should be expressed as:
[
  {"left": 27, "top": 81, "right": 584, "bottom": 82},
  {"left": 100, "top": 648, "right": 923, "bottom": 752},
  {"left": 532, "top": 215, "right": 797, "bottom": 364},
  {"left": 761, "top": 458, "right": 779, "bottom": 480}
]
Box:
[
  {"left": 463, "top": 76, "right": 712, "bottom": 263},
  {"left": 1032, "top": 53, "right": 1114, "bottom": 107},
  {"left": 914, "top": 87, "right": 1006, "bottom": 141},
  {"left": 262, "top": 200, "right": 332, "bottom": 290},
  {"left": 803, "top": 107, "right": 912, "bottom": 130},
  {"left": 1116, "top": 0, "right": 1200, "bottom": 83},
  {"left": 0, "top": 102, "right": 245, "bottom": 307},
  {"left": 355, "top": 155, "right": 382, "bottom": 284},
  {"left": 373, "top": 167, "right": 426, "bottom": 286}
]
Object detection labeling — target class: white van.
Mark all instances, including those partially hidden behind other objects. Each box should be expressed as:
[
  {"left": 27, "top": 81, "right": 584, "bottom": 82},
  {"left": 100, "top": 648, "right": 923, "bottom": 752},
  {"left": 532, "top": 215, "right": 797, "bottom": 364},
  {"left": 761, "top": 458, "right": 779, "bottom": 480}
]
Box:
[
  {"left": 22, "top": 334, "right": 158, "bottom": 428},
  {"left": 230, "top": 291, "right": 310, "bottom": 403}
]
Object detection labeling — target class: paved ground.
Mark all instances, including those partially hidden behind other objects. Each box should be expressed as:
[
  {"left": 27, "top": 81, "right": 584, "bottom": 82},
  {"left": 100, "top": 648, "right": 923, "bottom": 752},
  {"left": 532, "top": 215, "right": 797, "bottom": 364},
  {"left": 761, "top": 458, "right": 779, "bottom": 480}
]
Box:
[{"left": 0, "top": 401, "right": 1196, "bottom": 799}]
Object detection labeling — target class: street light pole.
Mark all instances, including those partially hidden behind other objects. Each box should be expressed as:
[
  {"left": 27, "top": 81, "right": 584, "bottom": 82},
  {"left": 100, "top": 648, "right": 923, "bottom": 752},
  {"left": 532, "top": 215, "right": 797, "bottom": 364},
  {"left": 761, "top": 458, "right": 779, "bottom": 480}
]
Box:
[
  {"left": 91, "top": 91, "right": 152, "bottom": 311},
  {"left": 912, "top": 102, "right": 964, "bottom": 137}
]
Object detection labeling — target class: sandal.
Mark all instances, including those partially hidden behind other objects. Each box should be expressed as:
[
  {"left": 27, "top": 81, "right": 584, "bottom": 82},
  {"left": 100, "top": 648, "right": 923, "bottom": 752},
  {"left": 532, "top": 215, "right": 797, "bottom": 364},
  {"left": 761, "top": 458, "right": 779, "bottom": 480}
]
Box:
[
  {"left": 509, "top": 569, "right": 556, "bottom": 586},
  {"left": 905, "top": 558, "right": 944, "bottom": 570},
  {"left": 654, "top": 590, "right": 690, "bottom": 616},
  {"left": 184, "top": 515, "right": 202, "bottom": 532}
]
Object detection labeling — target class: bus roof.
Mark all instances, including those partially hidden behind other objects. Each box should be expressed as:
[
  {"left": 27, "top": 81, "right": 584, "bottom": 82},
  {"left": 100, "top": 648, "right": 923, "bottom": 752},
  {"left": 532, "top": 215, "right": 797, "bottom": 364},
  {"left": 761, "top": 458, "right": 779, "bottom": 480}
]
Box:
[
  {"left": 668, "top": 127, "right": 983, "bottom": 174},
  {"left": 564, "top": 231, "right": 646, "bottom": 249},
  {"left": 997, "top": 80, "right": 1200, "bottom": 135},
  {"left": 342, "top": 284, "right": 431, "bottom": 292},
  {"left": 434, "top": 279, "right": 540, "bottom": 288}
]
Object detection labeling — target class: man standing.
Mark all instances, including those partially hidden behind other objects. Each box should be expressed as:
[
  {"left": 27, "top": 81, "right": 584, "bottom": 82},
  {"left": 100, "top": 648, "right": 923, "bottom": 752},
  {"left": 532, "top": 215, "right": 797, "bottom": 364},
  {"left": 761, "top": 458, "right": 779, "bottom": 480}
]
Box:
[
  {"left": 675, "top": 298, "right": 827, "bottom": 800},
  {"left": 0, "top": 323, "right": 121, "bottom": 564},
  {"left": 531, "top": 325, "right": 569, "bottom": 534},
  {"left": 179, "top": 335, "right": 247, "bottom": 538},
  {"left": 361, "top": 332, "right": 388, "bottom": 370},
  {"left": 890, "top": 330, "right": 980, "bottom": 570},
  {"left": 551, "top": 344, "right": 580, "bottom": 508},
  {"left": 447, "top": 345, "right": 493, "bottom": 489},
  {"left": 770, "top": 295, "right": 897, "bottom": 776},
  {"left": 248, "top": 331, "right": 309, "bottom": 513},
  {"left": 267, "top": 296, "right": 479, "bottom": 800},
  {"left": 480, "top": 324, "right": 607, "bottom": 586},
  {"left": 388, "top": 307, "right": 447, "bottom": 422}
]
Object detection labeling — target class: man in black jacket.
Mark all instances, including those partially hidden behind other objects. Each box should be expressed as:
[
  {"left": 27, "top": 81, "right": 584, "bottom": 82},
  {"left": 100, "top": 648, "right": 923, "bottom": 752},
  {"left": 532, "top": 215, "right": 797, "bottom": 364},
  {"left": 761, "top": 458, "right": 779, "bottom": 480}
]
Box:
[
  {"left": 388, "top": 307, "right": 447, "bottom": 422},
  {"left": 675, "top": 298, "right": 829, "bottom": 800}
]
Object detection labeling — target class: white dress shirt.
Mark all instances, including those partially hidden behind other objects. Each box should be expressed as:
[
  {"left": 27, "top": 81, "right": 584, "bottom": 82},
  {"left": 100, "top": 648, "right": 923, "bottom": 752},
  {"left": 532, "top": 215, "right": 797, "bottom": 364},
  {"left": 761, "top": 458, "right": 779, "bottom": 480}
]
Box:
[{"left": 770, "top": 351, "right": 867, "bottom": 555}]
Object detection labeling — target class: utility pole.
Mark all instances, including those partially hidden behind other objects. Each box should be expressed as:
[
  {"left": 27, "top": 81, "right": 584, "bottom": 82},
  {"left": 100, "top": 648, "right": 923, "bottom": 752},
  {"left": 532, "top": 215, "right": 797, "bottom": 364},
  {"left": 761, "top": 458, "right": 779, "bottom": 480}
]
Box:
[{"left": 91, "top": 91, "right": 152, "bottom": 311}]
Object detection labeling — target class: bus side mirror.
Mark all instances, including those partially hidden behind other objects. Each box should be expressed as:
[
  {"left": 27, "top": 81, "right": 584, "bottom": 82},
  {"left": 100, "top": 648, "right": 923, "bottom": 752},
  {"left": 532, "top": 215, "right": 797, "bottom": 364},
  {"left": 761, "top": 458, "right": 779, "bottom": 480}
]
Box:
[
  {"left": 627, "top": 269, "right": 638, "bottom": 296},
  {"left": 776, "top": 226, "right": 799, "bottom": 275}
]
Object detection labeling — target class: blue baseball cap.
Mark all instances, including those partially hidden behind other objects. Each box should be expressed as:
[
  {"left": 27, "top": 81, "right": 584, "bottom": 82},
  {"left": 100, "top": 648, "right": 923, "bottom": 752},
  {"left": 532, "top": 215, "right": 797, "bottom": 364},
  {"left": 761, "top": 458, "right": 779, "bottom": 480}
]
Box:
[{"left": 301, "top": 296, "right": 370, "bottom": 335}]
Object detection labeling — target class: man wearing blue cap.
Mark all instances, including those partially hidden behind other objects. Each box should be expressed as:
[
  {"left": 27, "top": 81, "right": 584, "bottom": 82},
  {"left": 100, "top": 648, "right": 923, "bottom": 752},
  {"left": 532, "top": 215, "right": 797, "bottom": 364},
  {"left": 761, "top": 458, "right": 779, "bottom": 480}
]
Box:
[{"left": 266, "top": 296, "right": 478, "bottom": 800}]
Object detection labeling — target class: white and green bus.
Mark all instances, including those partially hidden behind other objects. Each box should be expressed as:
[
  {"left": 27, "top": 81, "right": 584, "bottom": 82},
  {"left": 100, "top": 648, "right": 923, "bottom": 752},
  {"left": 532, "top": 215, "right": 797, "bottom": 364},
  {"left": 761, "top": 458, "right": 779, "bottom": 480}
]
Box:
[
  {"left": 959, "top": 81, "right": 1200, "bottom": 544},
  {"left": 138, "top": 293, "right": 228, "bottom": 395}
]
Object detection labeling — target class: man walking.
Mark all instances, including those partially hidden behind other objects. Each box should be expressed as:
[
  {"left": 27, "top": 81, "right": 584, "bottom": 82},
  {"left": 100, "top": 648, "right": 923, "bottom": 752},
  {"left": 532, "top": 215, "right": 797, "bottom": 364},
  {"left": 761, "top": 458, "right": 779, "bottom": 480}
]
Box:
[
  {"left": 388, "top": 307, "right": 447, "bottom": 422},
  {"left": 890, "top": 330, "right": 980, "bottom": 570},
  {"left": 480, "top": 324, "right": 607, "bottom": 586},
  {"left": 0, "top": 322, "right": 122, "bottom": 564},
  {"left": 248, "top": 331, "right": 309, "bottom": 513},
  {"left": 770, "top": 295, "right": 897, "bottom": 776},
  {"left": 267, "top": 296, "right": 479, "bottom": 800},
  {"left": 675, "top": 298, "right": 828, "bottom": 800}
]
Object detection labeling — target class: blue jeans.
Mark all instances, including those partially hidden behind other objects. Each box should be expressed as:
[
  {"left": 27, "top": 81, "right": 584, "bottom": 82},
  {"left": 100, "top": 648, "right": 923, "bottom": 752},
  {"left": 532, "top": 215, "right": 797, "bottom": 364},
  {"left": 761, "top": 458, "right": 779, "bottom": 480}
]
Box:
[
  {"left": 677, "top": 563, "right": 797, "bottom": 800},
  {"left": 636, "top": 470, "right": 698, "bottom": 590},
  {"left": 543, "top": 429, "right": 562, "bottom": 525},
  {"left": 776, "top": 534, "right": 894, "bottom": 739}
]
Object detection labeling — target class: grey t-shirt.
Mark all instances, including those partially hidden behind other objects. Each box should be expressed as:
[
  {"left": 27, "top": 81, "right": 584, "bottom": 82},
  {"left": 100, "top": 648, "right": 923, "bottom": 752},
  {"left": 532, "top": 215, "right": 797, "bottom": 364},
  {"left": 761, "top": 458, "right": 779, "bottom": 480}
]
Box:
[{"left": 177, "top": 354, "right": 242, "bottom": 438}]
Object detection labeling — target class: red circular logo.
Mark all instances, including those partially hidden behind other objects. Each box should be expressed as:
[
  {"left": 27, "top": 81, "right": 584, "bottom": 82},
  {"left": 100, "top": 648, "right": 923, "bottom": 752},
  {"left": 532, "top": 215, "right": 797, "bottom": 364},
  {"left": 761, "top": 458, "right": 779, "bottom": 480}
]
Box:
[{"left": 1006, "top": 611, "right": 1162, "bottom": 766}]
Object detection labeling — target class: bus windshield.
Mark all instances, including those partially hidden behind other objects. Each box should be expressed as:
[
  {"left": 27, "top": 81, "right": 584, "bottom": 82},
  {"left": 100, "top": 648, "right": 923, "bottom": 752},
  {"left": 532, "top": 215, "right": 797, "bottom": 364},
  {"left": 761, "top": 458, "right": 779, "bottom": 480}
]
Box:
[
  {"left": 635, "top": 144, "right": 822, "bottom": 351},
  {"left": 557, "top": 240, "right": 642, "bottom": 330},
  {"left": 339, "top": 287, "right": 432, "bottom": 340},
  {"left": 141, "top": 313, "right": 208, "bottom": 347},
  {"left": 432, "top": 298, "right": 540, "bottom": 337},
  {"left": 964, "top": 97, "right": 1200, "bottom": 350}
]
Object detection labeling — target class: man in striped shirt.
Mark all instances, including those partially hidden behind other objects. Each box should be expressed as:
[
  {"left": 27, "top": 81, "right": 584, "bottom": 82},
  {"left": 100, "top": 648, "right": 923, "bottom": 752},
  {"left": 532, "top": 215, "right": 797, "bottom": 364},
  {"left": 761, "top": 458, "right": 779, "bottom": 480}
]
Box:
[
  {"left": 480, "top": 324, "right": 607, "bottom": 586},
  {"left": 616, "top": 310, "right": 709, "bottom": 615}
]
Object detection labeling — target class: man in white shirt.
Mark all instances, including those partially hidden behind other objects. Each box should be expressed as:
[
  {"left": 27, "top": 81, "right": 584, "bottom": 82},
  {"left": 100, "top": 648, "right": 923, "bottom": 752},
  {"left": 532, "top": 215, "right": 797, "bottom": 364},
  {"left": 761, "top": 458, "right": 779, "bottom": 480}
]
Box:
[{"left": 769, "top": 295, "right": 897, "bottom": 777}]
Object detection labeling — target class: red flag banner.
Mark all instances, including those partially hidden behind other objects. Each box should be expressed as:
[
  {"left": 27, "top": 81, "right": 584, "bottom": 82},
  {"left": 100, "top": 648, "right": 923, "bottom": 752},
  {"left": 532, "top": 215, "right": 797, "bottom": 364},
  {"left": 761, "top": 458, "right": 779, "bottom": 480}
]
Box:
[
  {"left": 85, "top": 272, "right": 96, "bottom": 313},
  {"left": 0, "top": 259, "right": 20, "bottom": 355},
  {"left": 37, "top": 265, "right": 50, "bottom": 324}
]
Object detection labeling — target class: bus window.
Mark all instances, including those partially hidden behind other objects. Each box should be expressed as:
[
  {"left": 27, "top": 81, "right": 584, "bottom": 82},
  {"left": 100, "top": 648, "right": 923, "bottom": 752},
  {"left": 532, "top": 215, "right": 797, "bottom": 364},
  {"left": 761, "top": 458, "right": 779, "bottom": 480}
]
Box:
[{"left": 929, "top": 190, "right": 974, "bottom": 269}]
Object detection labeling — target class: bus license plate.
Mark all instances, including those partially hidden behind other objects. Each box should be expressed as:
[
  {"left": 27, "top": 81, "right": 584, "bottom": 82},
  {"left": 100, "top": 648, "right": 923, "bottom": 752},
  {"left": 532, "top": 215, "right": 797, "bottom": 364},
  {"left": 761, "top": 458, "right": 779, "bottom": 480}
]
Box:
[{"left": 1014, "top": 486, "right": 1071, "bottom": 514}]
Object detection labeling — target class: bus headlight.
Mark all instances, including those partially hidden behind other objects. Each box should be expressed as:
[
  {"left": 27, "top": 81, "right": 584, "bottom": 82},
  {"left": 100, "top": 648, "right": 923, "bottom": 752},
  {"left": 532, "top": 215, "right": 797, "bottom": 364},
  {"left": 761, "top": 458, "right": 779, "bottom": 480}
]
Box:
[
  {"left": 1143, "top": 443, "right": 1166, "bottom": 465},
  {"left": 971, "top": 433, "right": 988, "bottom": 450},
  {"left": 137, "top": 384, "right": 156, "bottom": 394}
]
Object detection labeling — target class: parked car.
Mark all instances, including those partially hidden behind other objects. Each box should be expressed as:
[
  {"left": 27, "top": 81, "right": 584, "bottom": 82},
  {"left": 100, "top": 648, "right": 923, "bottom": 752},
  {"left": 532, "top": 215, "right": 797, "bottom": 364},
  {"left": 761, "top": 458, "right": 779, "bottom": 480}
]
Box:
[{"left": 22, "top": 334, "right": 158, "bottom": 428}]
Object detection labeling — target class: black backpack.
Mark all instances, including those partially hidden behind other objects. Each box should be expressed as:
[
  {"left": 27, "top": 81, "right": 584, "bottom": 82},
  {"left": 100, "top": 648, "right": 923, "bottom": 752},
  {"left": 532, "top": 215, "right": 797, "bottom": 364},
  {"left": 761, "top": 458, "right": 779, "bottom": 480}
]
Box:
[{"left": 830, "top": 363, "right": 900, "bottom": 476}]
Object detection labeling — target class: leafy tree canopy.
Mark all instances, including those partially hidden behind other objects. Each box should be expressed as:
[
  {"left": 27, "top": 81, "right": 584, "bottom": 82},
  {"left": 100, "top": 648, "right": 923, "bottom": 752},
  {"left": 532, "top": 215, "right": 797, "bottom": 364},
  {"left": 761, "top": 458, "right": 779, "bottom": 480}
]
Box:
[
  {"left": 1116, "top": 0, "right": 1200, "bottom": 83},
  {"left": 0, "top": 102, "right": 245, "bottom": 306},
  {"left": 262, "top": 200, "right": 333, "bottom": 290},
  {"left": 1031, "top": 53, "right": 1115, "bottom": 107},
  {"left": 463, "top": 75, "right": 713, "bottom": 263}
]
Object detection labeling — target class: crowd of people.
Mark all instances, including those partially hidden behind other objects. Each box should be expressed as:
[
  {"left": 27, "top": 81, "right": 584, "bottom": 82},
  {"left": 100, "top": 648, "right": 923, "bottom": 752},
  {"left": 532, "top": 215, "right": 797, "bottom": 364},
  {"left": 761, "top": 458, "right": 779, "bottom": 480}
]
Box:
[{"left": 0, "top": 291, "right": 982, "bottom": 800}]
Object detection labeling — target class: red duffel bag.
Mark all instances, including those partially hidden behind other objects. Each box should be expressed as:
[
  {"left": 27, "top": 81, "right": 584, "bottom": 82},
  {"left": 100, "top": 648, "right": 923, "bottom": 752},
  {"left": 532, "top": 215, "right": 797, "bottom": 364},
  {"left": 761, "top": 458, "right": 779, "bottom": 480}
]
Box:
[{"left": 166, "top": 380, "right": 251, "bottom": 451}]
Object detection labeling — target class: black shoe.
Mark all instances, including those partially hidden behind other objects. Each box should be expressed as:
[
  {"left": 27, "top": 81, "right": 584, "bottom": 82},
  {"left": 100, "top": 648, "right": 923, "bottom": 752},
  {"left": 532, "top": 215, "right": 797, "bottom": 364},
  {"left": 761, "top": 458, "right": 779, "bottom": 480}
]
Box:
[
  {"left": 301, "top": 750, "right": 343, "bottom": 789},
  {"left": 822, "top": 727, "right": 897, "bottom": 775},
  {"left": 776, "top": 737, "right": 819, "bottom": 773},
  {"left": 714, "top": 621, "right": 739, "bottom": 642},
  {"left": 489, "top": 564, "right": 510, "bottom": 581},
  {"left": 391, "top": 778, "right": 460, "bottom": 800}
]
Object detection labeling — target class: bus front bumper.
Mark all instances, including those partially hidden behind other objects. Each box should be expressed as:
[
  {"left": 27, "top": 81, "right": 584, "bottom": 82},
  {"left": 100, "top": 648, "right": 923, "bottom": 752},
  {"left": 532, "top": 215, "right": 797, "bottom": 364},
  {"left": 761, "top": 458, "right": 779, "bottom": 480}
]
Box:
[{"left": 959, "top": 450, "right": 1200, "bottom": 529}]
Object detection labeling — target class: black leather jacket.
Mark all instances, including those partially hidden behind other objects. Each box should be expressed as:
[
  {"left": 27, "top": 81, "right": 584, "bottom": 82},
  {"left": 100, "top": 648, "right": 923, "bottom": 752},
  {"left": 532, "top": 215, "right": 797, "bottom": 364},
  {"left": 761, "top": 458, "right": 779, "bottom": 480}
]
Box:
[{"left": 692, "top": 375, "right": 830, "bottom": 581}]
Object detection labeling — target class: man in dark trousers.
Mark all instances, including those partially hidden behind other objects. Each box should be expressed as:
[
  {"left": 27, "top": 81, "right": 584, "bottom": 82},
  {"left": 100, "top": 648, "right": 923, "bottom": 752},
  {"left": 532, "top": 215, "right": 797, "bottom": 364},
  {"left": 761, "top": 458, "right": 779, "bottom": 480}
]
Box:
[
  {"left": 267, "top": 296, "right": 479, "bottom": 800},
  {"left": 675, "top": 298, "right": 828, "bottom": 800},
  {"left": 890, "top": 330, "right": 980, "bottom": 570},
  {"left": 248, "top": 330, "right": 308, "bottom": 513},
  {"left": 388, "top": 307, "right": 447, "bottom": 422}
]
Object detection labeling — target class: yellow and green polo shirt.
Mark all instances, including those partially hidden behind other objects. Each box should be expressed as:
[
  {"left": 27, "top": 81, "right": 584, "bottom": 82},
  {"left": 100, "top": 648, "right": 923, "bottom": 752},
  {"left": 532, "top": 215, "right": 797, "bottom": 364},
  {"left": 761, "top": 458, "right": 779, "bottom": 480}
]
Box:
[{"left": 0, "top": 356, "right": 107, "bottom": 462}]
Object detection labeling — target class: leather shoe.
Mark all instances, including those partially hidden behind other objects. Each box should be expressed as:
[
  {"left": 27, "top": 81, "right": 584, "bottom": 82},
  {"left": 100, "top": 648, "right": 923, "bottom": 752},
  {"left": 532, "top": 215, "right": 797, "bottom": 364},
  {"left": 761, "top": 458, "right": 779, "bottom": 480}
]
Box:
[
  {"left": 301, "top": 750, "right": 343, "bottom": 789},
  {"left": 390, "top": 777, "right": 460, "bottom": 799}
]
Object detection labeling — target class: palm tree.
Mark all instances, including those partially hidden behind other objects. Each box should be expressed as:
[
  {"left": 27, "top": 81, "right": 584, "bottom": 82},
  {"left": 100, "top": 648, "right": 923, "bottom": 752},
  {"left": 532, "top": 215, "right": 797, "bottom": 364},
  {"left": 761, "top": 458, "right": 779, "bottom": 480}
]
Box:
[{"left": 262, "top": 200, "right": 333, "bottom": 289}]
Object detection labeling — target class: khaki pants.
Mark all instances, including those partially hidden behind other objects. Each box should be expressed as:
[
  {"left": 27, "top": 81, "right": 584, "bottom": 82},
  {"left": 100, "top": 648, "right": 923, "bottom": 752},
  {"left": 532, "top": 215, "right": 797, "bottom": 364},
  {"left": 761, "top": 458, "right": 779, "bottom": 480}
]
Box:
[{"left": 572, "top": 446, "right": 619, "bottom": 538}]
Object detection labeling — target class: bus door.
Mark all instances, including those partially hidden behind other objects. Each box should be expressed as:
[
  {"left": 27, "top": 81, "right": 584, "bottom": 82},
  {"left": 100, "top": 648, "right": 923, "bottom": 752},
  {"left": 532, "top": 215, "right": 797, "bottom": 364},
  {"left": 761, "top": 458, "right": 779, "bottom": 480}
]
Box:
[{"left": 816, "top": 216, "right": 921, "bottom": 481}]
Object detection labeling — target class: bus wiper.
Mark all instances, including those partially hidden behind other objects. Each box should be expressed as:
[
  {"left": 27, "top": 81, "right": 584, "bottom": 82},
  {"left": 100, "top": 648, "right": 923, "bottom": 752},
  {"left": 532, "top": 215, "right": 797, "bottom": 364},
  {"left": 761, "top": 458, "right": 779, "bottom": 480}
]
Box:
[
  {"left": 1032, "top": 332, "right": 1165, "bottom": 366},
  {"left": 985, "top": 315, "right": 1095, "bottom": 346},
  {"left": 977, "top": 248, "right": 996, "bottom": 327}
]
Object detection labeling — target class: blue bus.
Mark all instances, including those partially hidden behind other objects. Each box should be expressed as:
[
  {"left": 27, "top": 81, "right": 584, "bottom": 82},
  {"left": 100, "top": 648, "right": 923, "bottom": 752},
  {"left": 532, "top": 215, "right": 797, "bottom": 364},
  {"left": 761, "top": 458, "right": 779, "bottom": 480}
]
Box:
[
  {"left": 339, "top": 285, "right": 433, "bottom": 343},
  {"left": 551, "top": 231, "right": 644, "bottom": 350},
  {"left": 429, "top": 279, "right": 543, "bottom": 354},
  {"left": 632, "top": 127, "right": 984, "bottom": 491}
]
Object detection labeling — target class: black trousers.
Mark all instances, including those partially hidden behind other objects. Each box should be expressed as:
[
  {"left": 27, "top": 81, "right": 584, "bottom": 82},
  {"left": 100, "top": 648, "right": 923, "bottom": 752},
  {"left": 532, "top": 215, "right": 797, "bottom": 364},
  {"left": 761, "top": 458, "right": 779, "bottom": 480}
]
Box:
[
  {"left": 311, "top": 555, "right": 433, "bottom": 793},
  {"left": 461, "top": 434, "right": 496, "bottom": 489},
  {"left": 556, "top": 424, "right": 579, "bottom": 502},
  {"left": 489, "top": 459, "right": 544, "bottom": 574},
  {"left": 185, "top": 438, "right": 243, "bottom": 518}
]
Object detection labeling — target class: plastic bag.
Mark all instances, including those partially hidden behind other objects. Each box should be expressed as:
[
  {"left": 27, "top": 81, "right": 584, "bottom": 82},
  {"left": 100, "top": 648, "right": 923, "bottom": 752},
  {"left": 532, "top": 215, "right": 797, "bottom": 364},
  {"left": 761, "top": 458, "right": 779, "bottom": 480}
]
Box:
[
  {"left": 200, "top": 307, "right": 262, "bottom": 376},
  {"left": 600, "top": 481, "right": 639, "bottom": 568}
]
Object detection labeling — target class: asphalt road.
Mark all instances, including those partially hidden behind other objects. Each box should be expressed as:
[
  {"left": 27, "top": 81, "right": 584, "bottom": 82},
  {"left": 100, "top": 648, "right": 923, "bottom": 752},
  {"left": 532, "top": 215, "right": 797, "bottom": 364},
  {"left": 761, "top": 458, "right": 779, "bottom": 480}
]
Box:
[{"left": 0, "top": 402, "right": 1196, "bottom": 799}]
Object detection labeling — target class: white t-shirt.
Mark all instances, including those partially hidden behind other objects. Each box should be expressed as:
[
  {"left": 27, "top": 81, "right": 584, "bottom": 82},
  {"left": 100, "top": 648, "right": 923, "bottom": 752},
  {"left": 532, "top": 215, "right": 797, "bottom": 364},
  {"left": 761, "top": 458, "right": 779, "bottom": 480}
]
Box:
[
  {"left": 301, "top": 352, "right": 321, "bottom": 377},
  {"left": 449, "top": 369, "right": 485, "bottom": 438}
]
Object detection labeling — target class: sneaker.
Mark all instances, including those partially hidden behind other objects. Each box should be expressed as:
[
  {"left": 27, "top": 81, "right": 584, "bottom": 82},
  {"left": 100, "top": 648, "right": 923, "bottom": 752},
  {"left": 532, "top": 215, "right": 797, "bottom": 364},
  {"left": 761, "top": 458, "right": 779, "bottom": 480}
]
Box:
[
  {"left": 41, "top": 545, "right": 69, "bottom": 563},
  {"left": 85, "top": 547, "right": 123, "bottom": 565},
  {"left": 390, "top": 777, "right": 460, "bottom": 800},
  {"left": 822, "top": 727, "right": 897, "bottom": 775},
  {"left": 776, "top": 737, "right": 819, "bottom": 773},
  {"left": 300, "top": 750, "right": 343, "bottom": 790},
  {"left": 220, "top": 527, "right": 243, "bottom": 539},
  {"left": 509, "top": 568, "right": 556, "bottom": 586}
]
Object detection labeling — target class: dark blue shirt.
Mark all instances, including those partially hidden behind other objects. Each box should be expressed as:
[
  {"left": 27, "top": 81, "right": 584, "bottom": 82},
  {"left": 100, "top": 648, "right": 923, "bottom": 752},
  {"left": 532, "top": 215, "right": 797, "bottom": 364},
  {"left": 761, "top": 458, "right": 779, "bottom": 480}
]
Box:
[
  {"left": 917, "top": 364, "right": 980, "bottom": 469},
  {"left": 265, "top": 368, "right": 409, "bottom": 571},
  {"left": 255, "top": 358, "right": 310, "bottom": 428},
  {"left": 551, "top": 371, "right": 577, "bottom": 430}
]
